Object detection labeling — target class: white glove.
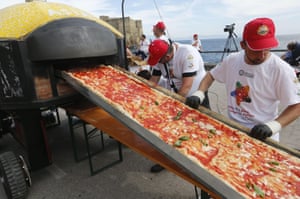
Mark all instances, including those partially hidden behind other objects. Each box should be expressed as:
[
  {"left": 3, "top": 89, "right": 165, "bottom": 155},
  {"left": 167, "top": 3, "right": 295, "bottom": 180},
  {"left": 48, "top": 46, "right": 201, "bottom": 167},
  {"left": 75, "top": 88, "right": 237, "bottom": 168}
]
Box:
[
  {"left": 250, "top": 120, "right": 281, "bottom": 140},
  {"left": 265, "top": 120, "right": 282, "bottom": 134},
  {"left": 191, "top": 90, "right": 205, "bottom": 103}
]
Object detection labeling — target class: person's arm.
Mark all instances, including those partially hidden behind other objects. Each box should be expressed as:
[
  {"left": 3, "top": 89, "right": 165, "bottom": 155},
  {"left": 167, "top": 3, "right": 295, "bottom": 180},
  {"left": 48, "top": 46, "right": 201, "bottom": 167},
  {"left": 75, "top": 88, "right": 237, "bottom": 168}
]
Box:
[
  {"left": 149, "top": 75, "right": 160, "bottom": 84},
  {"left": 192, "top": 40, "right": 198, "bottom": 47},
  {"left": 198, "top": 72, "right": 214, "bottom": 91},
  {"left": 178, "top": 76, "right": 194, "bottom": 97},
  {"left": 276, "top": 103, "right": 300, "bottom": 127},
  {"left": 199, "top": 44, "right": 203, "bottom": 52},
  {"left": 185, "top": 72, "right": 215, "bottom": 108},
  {"left": 249, "top": 103, "right": 300, "bottom": 140},
  {"left": 126, "top": 48, "right": 133, "bottom": 57},
  {"left": 149, "top": 68, "right": 161, "bottom": 84},
  {"left": 198, "top": 39, "right": 203, "bottom": 52}
]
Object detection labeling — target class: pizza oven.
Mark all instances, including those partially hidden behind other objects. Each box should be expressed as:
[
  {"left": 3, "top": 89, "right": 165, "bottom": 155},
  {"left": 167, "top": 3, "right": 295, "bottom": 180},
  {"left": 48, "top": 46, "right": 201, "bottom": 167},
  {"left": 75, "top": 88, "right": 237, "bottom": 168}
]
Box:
[
  {"left": 0, "top": 1, "right": 126, "bottom": 170},
  {"left": 0, "top": 19, "right": 125, "bottom": 109}
]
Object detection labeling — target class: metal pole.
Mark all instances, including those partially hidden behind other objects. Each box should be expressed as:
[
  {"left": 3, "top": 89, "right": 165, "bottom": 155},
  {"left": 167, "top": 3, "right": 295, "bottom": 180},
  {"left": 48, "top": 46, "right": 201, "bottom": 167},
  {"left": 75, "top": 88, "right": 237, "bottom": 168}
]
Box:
[{"left": 121, "top": 0, "right": 129, "bottom": 70}]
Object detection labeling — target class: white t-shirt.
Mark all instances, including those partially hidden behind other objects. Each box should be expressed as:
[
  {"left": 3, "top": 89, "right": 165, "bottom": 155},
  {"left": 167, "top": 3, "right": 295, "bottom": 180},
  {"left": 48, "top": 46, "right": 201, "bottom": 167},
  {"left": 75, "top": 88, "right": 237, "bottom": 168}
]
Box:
[
  {"left": 153, "top": 43, "right": 206, "bottom": 97},
  {"left": 139, "top": 39, "right": 150, "bottom": 54},
  {"left": 192, "top": 39, "right": 202, "bottom": 51},
  {"left": 152, "top": 35, "right": 169, "bottom": 44},
  {"left": 210, "top": 51, "right": 300, "bottom": 129}
]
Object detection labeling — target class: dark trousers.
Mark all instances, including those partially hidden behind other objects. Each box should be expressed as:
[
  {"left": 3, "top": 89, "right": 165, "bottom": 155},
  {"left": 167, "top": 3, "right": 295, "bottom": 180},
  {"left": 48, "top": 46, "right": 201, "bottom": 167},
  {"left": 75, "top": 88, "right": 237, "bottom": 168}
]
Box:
[{"left": 135, "top": 50, "right": 147, "bottom": 60}]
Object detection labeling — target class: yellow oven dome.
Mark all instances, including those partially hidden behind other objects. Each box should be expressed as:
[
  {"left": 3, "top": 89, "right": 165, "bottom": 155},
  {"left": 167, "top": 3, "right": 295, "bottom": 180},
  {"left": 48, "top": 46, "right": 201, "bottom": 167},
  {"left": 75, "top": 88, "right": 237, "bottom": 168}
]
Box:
[{"left": 0, "top": 1, "right": 123, "bottom": 39}]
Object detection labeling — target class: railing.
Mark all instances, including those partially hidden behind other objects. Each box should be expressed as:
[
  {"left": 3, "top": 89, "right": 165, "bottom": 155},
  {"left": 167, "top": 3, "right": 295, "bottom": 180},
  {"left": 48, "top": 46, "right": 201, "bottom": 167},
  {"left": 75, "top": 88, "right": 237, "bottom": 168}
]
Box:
[{"left": 201, "top": 49, "right": 288, "bottom": 54}]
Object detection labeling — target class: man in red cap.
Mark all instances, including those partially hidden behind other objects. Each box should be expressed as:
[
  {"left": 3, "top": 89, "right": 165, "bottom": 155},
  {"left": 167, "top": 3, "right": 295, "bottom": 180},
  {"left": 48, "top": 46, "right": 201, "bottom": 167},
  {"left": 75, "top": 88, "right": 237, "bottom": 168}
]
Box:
[
  {"left": 147, "top": 39, "right": 210, "bottom": 174},
  {"left": 153, "top": 21, "right": 169, "bottom": 42},
  {"left": 186, "top": 17, "right": 300, "bottom": 141},
  {"left": 148, "top": 39, "right": 210, "bottom": 101},
  {"left": 192, "top": 33, "right": 203, "bottom": 52}
]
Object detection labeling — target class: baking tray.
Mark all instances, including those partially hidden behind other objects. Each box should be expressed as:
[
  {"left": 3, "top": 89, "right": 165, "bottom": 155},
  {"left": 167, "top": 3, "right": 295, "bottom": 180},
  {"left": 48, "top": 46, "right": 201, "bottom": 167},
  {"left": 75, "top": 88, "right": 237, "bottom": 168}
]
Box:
[
  {"left": 61, "top": 66, "right": 300, "bottom": 198},
  {"left": 61, "top": 67, "right": 245, "bottom": 198}
]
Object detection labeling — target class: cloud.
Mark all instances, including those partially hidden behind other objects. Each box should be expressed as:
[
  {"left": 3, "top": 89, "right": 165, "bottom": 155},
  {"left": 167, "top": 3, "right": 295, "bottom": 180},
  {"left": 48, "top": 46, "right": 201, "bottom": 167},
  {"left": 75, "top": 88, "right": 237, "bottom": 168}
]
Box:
[
  {"left": 53, "top": 0, "right": 113, "bottom": 16},
  {"left": 219, "top": 0, "right": 300, "bottom": 17},
  {"left": 0, "top": 0, "right": 299, "bottom": 39}
]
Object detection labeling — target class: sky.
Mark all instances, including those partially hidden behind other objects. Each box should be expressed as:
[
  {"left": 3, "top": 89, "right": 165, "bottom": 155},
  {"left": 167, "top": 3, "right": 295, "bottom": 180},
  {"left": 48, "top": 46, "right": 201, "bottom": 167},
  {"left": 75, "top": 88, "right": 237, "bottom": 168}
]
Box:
[{"left": 0, "top": 0, "right": 299, "bottom": 40}]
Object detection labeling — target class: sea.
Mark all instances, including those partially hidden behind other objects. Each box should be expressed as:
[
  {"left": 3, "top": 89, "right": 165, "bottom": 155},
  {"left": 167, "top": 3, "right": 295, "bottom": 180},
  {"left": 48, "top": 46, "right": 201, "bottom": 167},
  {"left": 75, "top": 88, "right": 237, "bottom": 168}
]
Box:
[{"left": 175, "top": 34, "right": 300, "bottom": 64}]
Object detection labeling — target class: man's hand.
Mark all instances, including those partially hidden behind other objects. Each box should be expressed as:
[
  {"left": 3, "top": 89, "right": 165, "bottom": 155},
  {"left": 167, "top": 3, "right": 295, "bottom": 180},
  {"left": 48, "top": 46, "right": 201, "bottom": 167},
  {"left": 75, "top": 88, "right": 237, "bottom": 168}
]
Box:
[
  {"left": 185, "top": 96, "right": 200, "bottom": 109},
  {"left": 185, "top": 90, "right": 205, "bottom": 109},
  {"left": 249, "top": 121, "right": 281, "bottom": 140},
  {"left": 249, "top": 124, "right": 272, "bottom": 140}
]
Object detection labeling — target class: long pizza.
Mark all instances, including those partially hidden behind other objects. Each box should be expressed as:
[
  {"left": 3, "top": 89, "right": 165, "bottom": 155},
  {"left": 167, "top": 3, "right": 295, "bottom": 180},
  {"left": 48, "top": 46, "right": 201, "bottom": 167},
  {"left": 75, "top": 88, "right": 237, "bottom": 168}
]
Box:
[{"left": 66, "top": 65, "right": 300, "bottom": 199}]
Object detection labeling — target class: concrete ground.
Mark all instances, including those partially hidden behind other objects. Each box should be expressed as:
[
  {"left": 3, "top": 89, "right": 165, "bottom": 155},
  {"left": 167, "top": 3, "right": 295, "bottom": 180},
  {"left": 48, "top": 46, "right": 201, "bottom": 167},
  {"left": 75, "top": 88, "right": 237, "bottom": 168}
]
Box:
[{"left": 0, "top": 81, "right": 299, "bottom": 199}]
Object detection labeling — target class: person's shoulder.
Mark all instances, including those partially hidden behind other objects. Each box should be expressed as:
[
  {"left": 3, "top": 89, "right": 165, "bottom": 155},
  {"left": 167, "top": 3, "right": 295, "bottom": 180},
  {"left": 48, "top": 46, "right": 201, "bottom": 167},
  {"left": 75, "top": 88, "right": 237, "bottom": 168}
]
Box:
[
  {"left": 269, "top": 53, "right": 292, "bottom": 68},
  {"left": 293, "top": 42, "right": 300, "bottom": 54},
  {"left": 177, "top": 44, "right": 202, "bottom": 59},
  {"left": 225, "top": 51, "right": 243, "bottom": 59},
  {"left": 177, "top": 42, "right": 192, "bottom": 48},
  {"left": 219, "top": 51, "right": 243, "bottom": 65},
  {"left": 159, "top": 35, "right": 170, "bottom": 43},
  {"left": 177, "top": 43, "right": 196, "bottom": 52}
]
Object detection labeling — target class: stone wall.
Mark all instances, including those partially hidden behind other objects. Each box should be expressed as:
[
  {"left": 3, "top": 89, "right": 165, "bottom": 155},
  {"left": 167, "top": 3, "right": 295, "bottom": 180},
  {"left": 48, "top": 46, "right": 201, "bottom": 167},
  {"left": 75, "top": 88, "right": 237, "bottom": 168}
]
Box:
[{"left": 100, "top": 16, "right": 143, "bottom": 48}]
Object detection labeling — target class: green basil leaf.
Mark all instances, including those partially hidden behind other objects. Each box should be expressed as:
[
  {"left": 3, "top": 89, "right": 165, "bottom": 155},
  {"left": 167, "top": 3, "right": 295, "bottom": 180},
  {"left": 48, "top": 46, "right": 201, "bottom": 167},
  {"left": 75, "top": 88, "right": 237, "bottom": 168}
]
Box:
[
  {"left": 174, "top": 140, "right": 182, "bottom": 147},
  {"left": 209, "top": 129, "right": 216, "bottom": 135},
  {"left": 199, "top": 139, "right": 208, "bottom": 146},
  {"left": 173, "top": 111, "right": 183, "bottom": 120},
  {"left": 268, "top": 161, "right": 279, "bottom": 166},
  {"left": 269, "top": 167, "right": 276, "bottom": 172},
  {"left": 179, "top": 136, "right": 190, "bottom": 141},
  {"left": 253, "top": 184, "right": 265, "bottom": 198}
]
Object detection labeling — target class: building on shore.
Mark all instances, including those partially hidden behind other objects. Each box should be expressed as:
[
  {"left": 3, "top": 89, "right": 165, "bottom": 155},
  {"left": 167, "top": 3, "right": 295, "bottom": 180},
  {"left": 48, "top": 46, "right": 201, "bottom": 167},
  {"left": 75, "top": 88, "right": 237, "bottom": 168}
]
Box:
[{"left": 100, "top": 16, "right": 143, "bottom": 49}]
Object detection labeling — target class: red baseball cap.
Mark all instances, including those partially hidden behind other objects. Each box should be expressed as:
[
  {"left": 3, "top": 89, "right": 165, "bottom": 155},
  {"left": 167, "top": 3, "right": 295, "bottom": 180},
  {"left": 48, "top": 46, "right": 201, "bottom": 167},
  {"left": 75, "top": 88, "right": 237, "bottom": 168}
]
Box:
[
  {"left": 243, "top": 17, "right": 278, "bottom": 51},
  {"left": 147, "top": 39, "right": 169, "bottom": 66},
  {"left": 153, "top": 21, "right": 166, "bottom": 31}
]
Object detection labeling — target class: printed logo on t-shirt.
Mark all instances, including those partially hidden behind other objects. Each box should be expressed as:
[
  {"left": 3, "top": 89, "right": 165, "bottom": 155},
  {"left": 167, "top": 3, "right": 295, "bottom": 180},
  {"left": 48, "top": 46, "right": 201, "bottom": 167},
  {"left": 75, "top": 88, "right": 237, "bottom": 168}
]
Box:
[
  {"left": 230, "top": 81, "right": 251, "bottom": 105},
  {"left": 187, "top": 54, "right": 194, "bottom": 60},
  {"left": 228, "top": 105, "right": 254, "bottom": 122},
  {"left": 239, "top": 70, "right": 254, "bottom": 78},
  {"left": 294, "top": 78, "right": 300, "bottom": 95},
  {"left": 187, "top": 54, "right": 194, "bottom": 67}
]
